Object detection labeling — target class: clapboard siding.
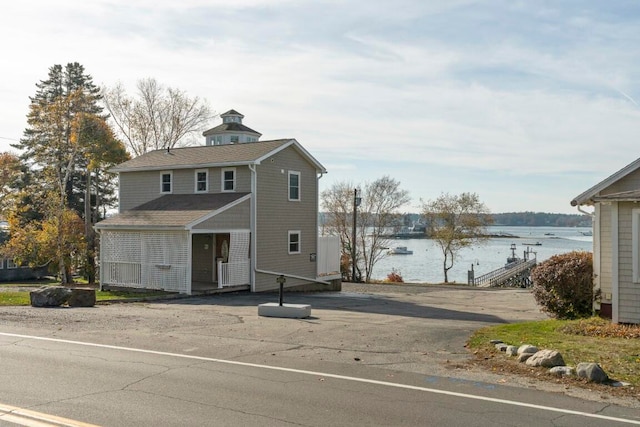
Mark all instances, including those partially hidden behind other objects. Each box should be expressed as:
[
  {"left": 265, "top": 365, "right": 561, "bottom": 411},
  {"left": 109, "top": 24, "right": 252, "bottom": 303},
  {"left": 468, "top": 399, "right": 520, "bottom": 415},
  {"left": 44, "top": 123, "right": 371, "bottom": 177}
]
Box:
[
  {"left": 119, "top": 171, "right": 161, "bottom": 211},
  {"left": 254, "top": 146, "right": 318, "bottom": 291},
  {"left": 617, "top": 202, "right": 640, "bottom": 323},
  {"left": 598, "top": 204, "right": 613, "bottom": 301},
  {"left": 192, "top": 199, "right": 251, "bottom": 230},
  {"left": 604, "top": 169, "right": 640, "bottom": 194}
]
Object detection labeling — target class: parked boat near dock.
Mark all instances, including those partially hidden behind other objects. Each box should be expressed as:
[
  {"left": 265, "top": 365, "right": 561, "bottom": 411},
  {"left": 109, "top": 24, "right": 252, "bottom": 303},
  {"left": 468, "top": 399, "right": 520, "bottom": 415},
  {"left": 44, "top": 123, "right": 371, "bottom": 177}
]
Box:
[
  {"left": 388, "top": 246, "right": 413, "bottom": 255},
  {"left": 373, "top": 226, "right": 592, "bottom": 283}
]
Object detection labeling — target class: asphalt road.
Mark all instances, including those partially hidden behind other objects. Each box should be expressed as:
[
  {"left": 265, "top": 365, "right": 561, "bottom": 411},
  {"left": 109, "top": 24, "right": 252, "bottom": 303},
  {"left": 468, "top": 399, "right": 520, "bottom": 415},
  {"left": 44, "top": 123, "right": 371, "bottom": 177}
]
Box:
[{"left": 0, "top": 283, "right": 638, "bottom": 426}]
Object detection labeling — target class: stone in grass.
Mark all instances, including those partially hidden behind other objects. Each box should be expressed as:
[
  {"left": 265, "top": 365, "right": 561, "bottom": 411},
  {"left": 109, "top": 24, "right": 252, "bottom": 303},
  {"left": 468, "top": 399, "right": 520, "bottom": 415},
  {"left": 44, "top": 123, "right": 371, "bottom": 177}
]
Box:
[
  {"left": 30, "top": 286, "right": 73, "bottom": 307},
  {"left": 67, "top": 288, "right": 96, "bottom": 307},
  {"left": 549, "top": 366, "right": 574, "bottom": 377},
  {"left": 517, "top": 353, "right": 533, "bottom": 363},
  {"left": 525, "top": 350, "right": 565, "bottom": 368},
  {"left": 517, "top": 344, "right": 538, "bottom": 355},
  {"left": 576, "top": 362, "right": 609, "bottom": 384},
  {"left": 489, "top": 339, "right": 503, "bottom": 344},
  {"left": 495, "top": 343, "right": 508, "bottom": 352},
  {"left": 506, "top": 345, "right": 518, "bottom": 357}
]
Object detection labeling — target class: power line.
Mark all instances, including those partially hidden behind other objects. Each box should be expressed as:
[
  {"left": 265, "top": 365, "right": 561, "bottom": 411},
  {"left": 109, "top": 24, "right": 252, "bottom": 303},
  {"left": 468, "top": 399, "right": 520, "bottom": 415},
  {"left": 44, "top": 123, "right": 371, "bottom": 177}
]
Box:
[{"left": 0, "top": 136, "right": 19, "bottom": 142}]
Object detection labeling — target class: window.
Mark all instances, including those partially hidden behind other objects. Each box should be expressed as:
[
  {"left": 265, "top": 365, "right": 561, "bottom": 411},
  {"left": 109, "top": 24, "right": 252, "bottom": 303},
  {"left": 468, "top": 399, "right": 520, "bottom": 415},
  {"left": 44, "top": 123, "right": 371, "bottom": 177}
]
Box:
[
  {"left": 160, "top": 171, "right": 172, "bottom": 193},
  {"left": 288, "top": 171, "right": 300, "bottom": 201},
  {"left": 0, "top": 259, "right": 3, "bottom": 269},
  {"left": 288, "top": 231, "right": 301, "bottom": 254},
  {"left": 7, "top": 259, "right": 17, "bottom": 269},
  {"left": 230, "top": 135, "right": 239, "bottom": 144},
  {"left": 222, "top": 168, "right": 236, "bottom": 192},
  {"left": 195, "top": 169, "right": 208, "bottom": 193},
  {"left": 214, "top": 136, "right": 222, "bottom": 145}
]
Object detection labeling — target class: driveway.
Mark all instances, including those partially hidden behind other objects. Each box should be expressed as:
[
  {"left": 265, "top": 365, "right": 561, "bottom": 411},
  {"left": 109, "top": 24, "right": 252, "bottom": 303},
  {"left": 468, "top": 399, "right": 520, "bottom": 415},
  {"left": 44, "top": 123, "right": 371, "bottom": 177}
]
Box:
[{"left": 0, "top": 282, "right": 635, "bottom": 408}]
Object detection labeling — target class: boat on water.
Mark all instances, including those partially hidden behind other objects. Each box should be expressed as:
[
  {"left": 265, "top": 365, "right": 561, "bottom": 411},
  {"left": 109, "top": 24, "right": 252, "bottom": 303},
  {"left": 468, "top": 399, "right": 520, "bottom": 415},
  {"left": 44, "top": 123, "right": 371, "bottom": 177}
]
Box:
[
  {"left": 579, "top": 230, "right": 593, "bottom": 236},
  {"left": 521, "top": 242, "right": 542, "bottom": 246},
  {"left": 388, "top": 246, "right": 413, "bottom": 255}
]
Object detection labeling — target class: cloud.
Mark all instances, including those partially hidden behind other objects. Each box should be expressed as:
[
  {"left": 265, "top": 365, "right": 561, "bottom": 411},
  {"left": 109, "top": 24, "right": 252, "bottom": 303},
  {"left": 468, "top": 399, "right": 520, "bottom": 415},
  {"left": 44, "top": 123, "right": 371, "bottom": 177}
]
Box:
[{"left": 0, "top": 0, "right": 639, "bottom": 213}]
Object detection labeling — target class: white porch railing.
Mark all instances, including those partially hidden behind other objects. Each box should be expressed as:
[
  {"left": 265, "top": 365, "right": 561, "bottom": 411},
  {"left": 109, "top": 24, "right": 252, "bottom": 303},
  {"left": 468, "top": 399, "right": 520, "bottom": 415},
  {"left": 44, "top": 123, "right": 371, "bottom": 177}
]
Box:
[
  {"left": 102, "top": 261, "right": 142, "bottom": 287},
  {"left": 218, "top": 259, "right": 251, "bottom": 288}
]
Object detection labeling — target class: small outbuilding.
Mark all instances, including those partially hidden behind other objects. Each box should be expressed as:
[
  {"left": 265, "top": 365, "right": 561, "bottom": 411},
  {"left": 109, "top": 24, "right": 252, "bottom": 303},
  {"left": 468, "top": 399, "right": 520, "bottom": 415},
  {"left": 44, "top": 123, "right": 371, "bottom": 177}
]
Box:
[{"left": 571, "top": 157, "right": 640, "bottom": 324}]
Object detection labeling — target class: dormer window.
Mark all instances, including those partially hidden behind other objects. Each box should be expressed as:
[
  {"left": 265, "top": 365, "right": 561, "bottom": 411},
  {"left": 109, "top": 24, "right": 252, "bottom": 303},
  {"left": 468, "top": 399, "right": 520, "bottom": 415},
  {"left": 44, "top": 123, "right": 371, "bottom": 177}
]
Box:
[{"left": 160, "top": 171, "right": 172, "bottom": 193}]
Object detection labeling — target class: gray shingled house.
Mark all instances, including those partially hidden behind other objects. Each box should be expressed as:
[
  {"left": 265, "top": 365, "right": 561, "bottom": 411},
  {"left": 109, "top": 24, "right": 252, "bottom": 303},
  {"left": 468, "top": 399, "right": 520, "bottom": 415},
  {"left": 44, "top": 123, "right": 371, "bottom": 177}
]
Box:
[
  {"left": 571, "top": 157, "right": 640, "bottom": 324},
  {"left": 96, "top": 111, "right": 341, "bottom": 294}
]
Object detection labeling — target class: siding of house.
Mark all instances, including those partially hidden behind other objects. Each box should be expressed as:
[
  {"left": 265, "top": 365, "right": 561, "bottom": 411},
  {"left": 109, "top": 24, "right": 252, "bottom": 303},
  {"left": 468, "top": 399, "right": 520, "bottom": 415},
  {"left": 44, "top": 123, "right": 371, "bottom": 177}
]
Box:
[
  {"left": 192, "top": 199, "right": 251, "bottom": 230},
  {"left": 254, "top": 146, "right": 319, "bottom": 291},
  {"left": 604, "top": 169, "right": 640, "bottom": 194},
  {"left": 617, "top": 202, "right": 640, "bottom": 323},
  {"left": 119, "top": 167, "right": 253, "bottom": 211},
  {"left": 119, "top": 171, "right": 160, "bottom": 211},
  {"left": 599, "top": 203, "right": 613, "bottom": 305}
]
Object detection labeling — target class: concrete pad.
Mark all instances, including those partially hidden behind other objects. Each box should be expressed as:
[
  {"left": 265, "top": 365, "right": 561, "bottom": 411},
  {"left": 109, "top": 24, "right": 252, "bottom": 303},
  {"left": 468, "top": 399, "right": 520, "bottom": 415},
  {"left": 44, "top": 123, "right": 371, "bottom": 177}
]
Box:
[{"left": 258, "top": 302, "right": 311, "bottom": 318}]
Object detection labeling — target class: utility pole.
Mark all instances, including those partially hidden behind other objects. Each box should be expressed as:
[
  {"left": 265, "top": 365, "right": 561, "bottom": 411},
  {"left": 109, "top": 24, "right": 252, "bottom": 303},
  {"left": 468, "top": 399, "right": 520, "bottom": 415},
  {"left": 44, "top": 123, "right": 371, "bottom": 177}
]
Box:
[{"left": 352, "top": 188, "right": 361, "bottom": 282}]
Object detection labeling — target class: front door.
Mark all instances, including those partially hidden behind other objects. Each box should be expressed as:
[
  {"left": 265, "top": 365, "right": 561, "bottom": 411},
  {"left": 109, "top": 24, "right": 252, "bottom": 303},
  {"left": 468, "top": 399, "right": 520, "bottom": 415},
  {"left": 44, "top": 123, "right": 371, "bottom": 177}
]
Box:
[{"left": 192, "top": 234, "right": 214, "bottom": 282}]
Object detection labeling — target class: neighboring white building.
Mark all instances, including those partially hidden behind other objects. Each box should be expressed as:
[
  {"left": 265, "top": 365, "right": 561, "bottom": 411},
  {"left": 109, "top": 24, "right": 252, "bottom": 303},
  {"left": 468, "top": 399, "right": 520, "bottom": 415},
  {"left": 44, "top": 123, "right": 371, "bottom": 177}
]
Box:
[{"left": 571, "top": 157, "right": 640, "bottom": 324}]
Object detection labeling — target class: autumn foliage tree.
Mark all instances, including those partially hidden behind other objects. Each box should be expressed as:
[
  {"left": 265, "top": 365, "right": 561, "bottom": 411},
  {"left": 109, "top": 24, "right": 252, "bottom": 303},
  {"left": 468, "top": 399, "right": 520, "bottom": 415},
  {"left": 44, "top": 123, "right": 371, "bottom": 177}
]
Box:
[
  {"left": 421, "top": 192, "right": 492, "bottom": 283},
  {"left": 5, "top": 63, "right": 128, "bottom": 283}
]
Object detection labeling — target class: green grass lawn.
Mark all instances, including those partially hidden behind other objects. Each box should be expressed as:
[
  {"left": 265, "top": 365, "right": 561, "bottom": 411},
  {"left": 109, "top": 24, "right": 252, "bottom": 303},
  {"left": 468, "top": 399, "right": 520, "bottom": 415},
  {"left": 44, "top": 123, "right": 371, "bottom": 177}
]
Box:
[
  {"left": 0, "top": 281, "right": 172, "bottom": 306},
  {"left": 468, "top": 317, "right": 640, "bottom": 386}
]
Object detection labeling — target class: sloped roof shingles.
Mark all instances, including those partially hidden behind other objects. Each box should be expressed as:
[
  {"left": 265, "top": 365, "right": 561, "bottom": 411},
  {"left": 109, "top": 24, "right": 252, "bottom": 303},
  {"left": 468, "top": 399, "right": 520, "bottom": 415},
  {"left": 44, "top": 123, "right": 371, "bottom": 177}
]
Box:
[
  {"left": 96, "top": 193, "right": 250, "bottom": 229},
  {"left": 112, "top": 139, "right": 293, "bottom": 172}
]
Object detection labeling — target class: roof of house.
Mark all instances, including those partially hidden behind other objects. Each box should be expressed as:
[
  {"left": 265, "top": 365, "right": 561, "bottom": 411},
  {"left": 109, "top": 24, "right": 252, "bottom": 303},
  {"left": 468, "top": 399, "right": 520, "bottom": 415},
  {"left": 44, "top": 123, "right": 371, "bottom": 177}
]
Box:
[
  {"left": 571, "top": 157, "right": 640, "bottom": 206},
  {"left": 221, "top": 109, "right": 242, "bottom": 116},
  {"left": 592, "top": 189, "right": 640, "bottom": 202},
  {"left": 96, "top": 193, "right": 250, "bottom": 229},
  {"left": 202, "top": 122, "right": 262, "bottom": 136},
  {"left": 111, "top": 139, "right": 327, "bottom": 173}
]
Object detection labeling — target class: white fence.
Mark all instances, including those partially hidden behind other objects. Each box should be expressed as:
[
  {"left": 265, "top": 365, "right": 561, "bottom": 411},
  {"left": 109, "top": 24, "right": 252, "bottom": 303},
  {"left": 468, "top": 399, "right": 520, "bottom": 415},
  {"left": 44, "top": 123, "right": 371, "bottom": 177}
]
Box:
[
  {"left": 317, "top": 236, "right": 340, "bottom": 277},
  {"left": 218, "top": 259, "right": 251, "bottom": 287}
]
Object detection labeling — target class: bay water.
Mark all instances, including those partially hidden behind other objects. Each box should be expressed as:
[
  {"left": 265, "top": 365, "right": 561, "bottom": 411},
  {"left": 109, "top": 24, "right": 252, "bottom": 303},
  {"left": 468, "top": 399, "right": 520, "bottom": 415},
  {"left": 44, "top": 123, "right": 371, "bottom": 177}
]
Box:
[{"left": 372, "top": 226, "right": 593, "bottom": 284}]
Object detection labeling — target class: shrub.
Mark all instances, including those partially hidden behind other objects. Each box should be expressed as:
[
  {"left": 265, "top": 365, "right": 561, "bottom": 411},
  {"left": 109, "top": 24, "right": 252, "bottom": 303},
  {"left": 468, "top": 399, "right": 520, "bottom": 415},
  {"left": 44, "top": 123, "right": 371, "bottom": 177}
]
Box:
[
  {"left": 530, "top": 251, "right": 593, "bottom": 319},
  {"left": 385, "top": 268, "right": 404, "bottom": 283}
]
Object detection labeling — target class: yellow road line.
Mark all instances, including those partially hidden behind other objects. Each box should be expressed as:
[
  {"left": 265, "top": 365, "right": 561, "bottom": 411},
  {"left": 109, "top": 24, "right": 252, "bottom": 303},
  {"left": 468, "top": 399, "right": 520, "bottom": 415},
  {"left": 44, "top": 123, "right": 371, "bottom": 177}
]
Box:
[{"left": 0, "top": 403, "right": 100, "bottom": 427}]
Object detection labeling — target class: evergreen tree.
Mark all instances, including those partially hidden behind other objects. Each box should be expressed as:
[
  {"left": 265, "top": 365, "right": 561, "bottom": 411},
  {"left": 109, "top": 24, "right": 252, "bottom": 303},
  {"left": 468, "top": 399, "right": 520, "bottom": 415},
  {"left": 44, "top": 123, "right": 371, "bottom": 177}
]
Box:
[{"left": 6, "top": 63, "right": 128, "bottom": 283}]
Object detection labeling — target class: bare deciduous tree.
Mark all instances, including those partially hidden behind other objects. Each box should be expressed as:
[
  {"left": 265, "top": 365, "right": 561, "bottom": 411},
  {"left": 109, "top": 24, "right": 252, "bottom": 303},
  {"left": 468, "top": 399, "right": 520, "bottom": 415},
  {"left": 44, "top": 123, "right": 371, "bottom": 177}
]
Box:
[
  {"left": 321, "top": 176, "right": 410, "bottom": 282},
  {"left": 421, "top": 192, "right": 492, "bottom": 283},
  {"left": 103, "top": 78, "right": 214, "bottom": 155}
]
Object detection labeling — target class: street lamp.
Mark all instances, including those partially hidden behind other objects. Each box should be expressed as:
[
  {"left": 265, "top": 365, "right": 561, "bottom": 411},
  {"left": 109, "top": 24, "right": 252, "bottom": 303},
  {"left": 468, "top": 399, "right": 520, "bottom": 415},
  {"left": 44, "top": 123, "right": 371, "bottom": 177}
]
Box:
[{"left": 352, "top": 188, "right": 362, "bottom": 282}]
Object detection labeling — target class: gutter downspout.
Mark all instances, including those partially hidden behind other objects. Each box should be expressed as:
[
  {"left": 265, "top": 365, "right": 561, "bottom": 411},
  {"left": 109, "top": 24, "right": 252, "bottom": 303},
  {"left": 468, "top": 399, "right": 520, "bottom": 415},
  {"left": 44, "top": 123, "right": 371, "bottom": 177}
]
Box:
[{"left": 249, "top": 164, "right": 257, "bottom": 292}]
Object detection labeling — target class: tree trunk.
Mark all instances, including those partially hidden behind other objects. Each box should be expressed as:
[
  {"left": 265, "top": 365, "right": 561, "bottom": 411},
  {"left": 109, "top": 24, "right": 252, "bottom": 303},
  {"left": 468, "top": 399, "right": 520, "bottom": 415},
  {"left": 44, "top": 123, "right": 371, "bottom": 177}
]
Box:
[{"left": 84, "top": 169, "right": 95, "bottom": 283}]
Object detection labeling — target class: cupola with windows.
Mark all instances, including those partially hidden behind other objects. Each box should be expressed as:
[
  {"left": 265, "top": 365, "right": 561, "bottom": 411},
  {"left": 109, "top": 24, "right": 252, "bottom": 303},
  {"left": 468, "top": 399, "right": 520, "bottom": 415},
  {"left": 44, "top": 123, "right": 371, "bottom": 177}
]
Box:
[{"left": 202, "top": 109, "right": 262, "bottom": 145}]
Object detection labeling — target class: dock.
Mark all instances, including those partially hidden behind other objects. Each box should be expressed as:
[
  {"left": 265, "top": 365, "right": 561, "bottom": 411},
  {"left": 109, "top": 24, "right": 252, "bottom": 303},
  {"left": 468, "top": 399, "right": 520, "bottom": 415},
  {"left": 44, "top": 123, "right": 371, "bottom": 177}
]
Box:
[{"left": 468, "top": 243, "right": 537, "bottom": 287}]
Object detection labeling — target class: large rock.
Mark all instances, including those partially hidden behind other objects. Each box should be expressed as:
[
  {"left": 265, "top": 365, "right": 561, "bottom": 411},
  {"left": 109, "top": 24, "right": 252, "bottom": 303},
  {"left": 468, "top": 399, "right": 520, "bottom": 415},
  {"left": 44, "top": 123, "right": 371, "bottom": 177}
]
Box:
[
  {"left": 576, "top": 362, "right": 609, "bottom": 383},
  {"left": 517, "top": 344, "right": 538, "bottom": 355},
  {"left": 30, "top": 286, "right": 73, "bottom": 307},
  {"left": 67, "top": 288, "right": 96, "bottom": 307},
  {"left": 506, "top": 345, "right": 518, "bottom": 356},
  {"left": 525, "top": 349, "right": 565, "bottom": 368},
  {"left": 549, "top": 366, "right": 574, "bottom": 377}
]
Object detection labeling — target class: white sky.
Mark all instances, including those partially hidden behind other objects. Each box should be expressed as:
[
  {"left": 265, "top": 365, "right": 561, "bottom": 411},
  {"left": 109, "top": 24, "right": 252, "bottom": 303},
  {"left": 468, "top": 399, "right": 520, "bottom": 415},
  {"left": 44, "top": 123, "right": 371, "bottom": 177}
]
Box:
[{"left": 1, "top": 0, "right": 639, "bottom": 214}]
